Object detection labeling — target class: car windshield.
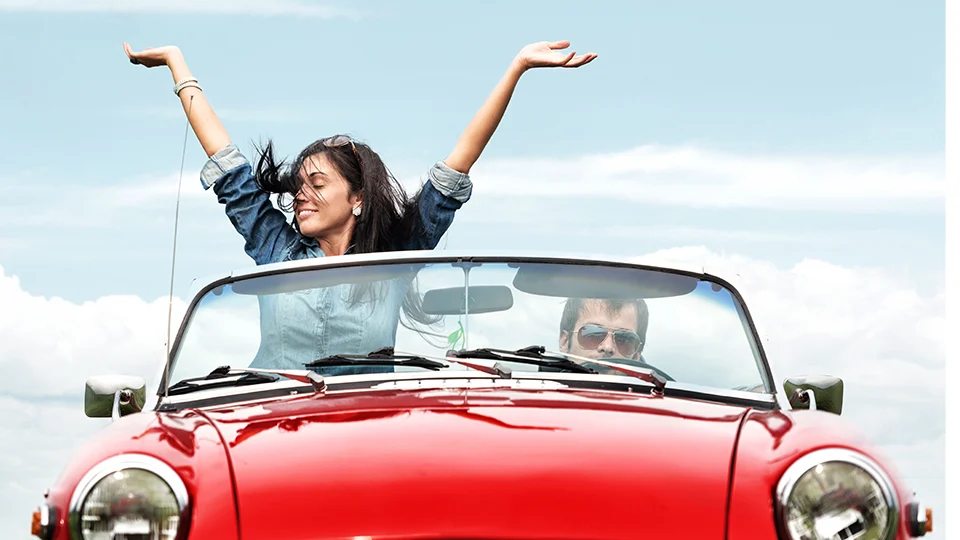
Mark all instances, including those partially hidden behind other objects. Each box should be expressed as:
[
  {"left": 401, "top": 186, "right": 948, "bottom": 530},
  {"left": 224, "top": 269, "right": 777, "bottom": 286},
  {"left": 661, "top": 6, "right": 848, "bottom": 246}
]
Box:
[{"left": 167, "top": 258, "right": 770, "bottom": 394}]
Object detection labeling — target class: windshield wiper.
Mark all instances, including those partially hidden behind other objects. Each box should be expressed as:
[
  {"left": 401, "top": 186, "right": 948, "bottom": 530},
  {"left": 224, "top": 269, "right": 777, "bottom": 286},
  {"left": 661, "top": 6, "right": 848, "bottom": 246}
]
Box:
[
  {"left": 534, "top": 346, "right": 669, "bottom": 393},
  {"left": 447, "top": 346, "right": 597, "bottom": 375},
  {"left": 305, "top": 348, "right": 449, "bottom": 371},
  {"left": 306, "top": 347, "right": 519, "bottom": 378},
  {"left": 450, "top": 346, "right": 668, "bottom": 393},
  {"left": 167, "top": 365, "right": 326, "bottom": 396}
]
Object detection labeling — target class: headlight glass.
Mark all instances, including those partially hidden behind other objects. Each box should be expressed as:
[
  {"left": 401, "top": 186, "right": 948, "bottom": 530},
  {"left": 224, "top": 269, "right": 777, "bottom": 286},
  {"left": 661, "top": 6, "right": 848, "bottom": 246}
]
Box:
[
  {"left": 70, "top": 454, "right": 189, "bottom": 540},
  {"left": 777, "top": 449, "right": 898, "bottom": 540},
  {"left": 81, "top": 469, "right": 180, "bottom": 539}
]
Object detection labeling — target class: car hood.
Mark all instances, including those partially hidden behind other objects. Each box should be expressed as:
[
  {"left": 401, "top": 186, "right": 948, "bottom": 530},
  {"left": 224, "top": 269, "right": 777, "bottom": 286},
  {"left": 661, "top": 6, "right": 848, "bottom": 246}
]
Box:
[{"left": 202, "top": 387, "right": 751, "bottom": 540}]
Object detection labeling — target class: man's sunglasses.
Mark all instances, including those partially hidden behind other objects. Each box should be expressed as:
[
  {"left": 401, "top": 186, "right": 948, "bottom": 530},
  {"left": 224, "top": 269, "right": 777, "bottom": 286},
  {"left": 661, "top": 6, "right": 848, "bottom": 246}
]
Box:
[{"left": 576, "top": 324, "right": 643, "bottom": 357}]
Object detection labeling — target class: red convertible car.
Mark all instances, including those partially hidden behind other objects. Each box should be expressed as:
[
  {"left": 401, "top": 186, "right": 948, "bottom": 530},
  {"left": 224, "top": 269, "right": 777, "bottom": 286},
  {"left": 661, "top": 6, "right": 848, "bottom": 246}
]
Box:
[{"left": 32, "top": 252, "right": 934, "bottom": 539}]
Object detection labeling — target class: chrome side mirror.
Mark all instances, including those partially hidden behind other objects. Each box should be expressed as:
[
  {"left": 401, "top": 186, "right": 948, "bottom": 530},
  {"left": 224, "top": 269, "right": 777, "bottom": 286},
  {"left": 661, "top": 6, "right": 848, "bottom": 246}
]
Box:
[
  {"left": 85, "top": 375, "right": 146, "bottom": 420},
  {"left": 784, "top": 375, "right": 843, "bottom": 415}
]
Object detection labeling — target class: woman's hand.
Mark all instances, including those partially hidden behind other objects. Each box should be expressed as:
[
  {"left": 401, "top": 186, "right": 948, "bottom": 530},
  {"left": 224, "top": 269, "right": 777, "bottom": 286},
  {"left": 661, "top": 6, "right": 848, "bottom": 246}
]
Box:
[
  {"left": 514, "top": 40, "right": 597, "bottom": 72},
  {"left": 123, "top": 42, "right": 183, "bottom": 68}
]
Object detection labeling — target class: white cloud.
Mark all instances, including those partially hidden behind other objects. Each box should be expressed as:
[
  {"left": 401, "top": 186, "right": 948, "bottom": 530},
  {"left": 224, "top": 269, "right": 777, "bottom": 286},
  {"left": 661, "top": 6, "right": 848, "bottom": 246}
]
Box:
[
  {"left": 0, "top": 169, "right": 212, "bottom": 229},
  {"left": 0, "top": 265, "right": 186, "bottom": 399},
  {"left": 0, "top": 397, "right": 111, "bottom": 540},
  {"left": 100, "top": 170, "right": 209, "bottom": 209},
  {"left": 628, "top": 246, "right": 945, "bottom": 441},
  {"left": 0, "top": 265, "right": 191, "bottom": 538},
  {"left": 2, "top": 142, "right": 942, "bottom": 238},
  {"left": 458, "top": 144, "right": 944, "bottom": 211},
  {"left": 0, "top": 248, "right": 944, "bottom": 538},
  {"left": 0, "top": 0, "right": 365, "bottom": 18}
]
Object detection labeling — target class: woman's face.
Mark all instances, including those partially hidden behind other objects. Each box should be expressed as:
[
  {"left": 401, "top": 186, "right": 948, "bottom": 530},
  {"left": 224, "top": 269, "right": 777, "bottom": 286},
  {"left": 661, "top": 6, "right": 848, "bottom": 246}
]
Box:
[{"left": 293, "top": 152, "right": 361, "bottom": 239}]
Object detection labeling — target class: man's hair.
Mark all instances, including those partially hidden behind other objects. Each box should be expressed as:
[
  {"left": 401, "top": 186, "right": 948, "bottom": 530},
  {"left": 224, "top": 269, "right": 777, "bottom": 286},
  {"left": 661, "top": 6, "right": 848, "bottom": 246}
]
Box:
[{"left": 559, "top": 298, "right": 650, "bottom": 345}]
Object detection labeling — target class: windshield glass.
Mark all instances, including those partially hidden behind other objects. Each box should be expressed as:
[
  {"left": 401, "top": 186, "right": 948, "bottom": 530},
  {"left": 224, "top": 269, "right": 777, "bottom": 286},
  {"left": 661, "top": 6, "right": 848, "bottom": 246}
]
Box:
[{"left": 168, "top": 259, "right": 769, "bottom": 393}]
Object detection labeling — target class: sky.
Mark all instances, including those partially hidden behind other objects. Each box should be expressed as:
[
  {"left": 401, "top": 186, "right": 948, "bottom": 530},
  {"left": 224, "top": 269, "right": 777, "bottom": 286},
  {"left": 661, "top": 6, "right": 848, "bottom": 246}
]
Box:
[{"left": 0, "top": 0, "right": 948, "bottom": 537}]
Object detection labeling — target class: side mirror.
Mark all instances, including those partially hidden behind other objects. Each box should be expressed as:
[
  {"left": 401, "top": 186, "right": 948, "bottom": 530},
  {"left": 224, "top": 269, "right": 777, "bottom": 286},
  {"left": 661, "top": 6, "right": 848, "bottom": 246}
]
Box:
[
  {"left": 784, "top": 375, "right": 843, "bottom": 415},
  {"left": 85, "top": 375, "right": 146, "bottom": 419}
]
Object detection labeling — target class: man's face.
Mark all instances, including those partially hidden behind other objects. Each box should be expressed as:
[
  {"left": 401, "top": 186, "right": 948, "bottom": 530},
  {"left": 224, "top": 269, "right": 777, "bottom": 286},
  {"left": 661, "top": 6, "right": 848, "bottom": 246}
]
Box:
[{"left": 559, "top": 300, "right": 643, "bottom": 360}]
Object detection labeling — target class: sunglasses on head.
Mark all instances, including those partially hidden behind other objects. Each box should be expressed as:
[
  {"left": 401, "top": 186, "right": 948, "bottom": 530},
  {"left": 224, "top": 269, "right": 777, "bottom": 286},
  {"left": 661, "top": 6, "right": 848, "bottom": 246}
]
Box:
[
  {"left": 576, "top": 324, "right": 643, "bottom": 357},
  {"left": 321, "top": 135, "right": 361, "bottom": 164}
]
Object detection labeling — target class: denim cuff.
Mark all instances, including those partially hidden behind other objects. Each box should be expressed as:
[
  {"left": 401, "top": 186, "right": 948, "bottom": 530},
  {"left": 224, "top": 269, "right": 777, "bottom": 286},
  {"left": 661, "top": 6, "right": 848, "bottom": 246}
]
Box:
[
  {"left": 200, "top": 144, "right": 249, "bottom": 190},
  {"left": 429, "top": 161, "right": 473, "bottom": 203}
]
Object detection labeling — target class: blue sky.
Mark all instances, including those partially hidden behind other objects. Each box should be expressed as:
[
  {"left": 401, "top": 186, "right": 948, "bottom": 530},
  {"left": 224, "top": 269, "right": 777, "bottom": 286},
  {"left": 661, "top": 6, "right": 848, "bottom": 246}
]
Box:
[
  {"left": 0, "top": 1, "right": 947, "bottom": 537},
  {"left": 0, "top": 0, "right": 945, "bottom": 302}
]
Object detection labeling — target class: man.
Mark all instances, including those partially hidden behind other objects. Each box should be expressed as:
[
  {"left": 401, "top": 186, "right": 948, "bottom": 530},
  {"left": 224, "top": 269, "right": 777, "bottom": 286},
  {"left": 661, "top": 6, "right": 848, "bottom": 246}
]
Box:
[
  {"left": 558, "top": 298, "right": 648, "bottom": 361},
  {"left": 556, "top": 297, "right": 761, "bottom": 391}
]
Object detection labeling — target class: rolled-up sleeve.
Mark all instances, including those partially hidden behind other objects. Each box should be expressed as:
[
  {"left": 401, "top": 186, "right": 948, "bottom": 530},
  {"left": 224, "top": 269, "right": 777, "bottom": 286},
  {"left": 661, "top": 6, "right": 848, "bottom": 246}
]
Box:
[
  {"left": 201, "top": 144, "right": 249, "bottom": 190},
  {"left": 202, "top": 145, "right": 299, "bottom": 264},
  {"left": 401, "top": 161, "right": 474, "bottom": 251},
  {"left": 427, "top": 161, "right": 473, "bottom": 203}
]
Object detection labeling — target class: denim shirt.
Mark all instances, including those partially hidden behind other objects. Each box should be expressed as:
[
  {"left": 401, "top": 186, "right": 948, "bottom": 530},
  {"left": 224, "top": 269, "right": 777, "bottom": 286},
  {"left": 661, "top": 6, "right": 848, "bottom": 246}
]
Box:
[{"left": 200, "top": 144, "right": 472, "bottom": 375}]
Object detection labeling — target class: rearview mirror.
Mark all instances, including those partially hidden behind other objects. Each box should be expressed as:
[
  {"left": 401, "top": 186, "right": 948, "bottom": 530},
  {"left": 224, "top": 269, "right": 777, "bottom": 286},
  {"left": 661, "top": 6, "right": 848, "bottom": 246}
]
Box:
[
  {"left": 422, "top": 285, "right": 514, "bottom": 315},
  {"left": 85, "top": 375, "right": 146, "bottom": 419},
  {"left": 784, "top": 375, "right": 843, "bottom": 415}
]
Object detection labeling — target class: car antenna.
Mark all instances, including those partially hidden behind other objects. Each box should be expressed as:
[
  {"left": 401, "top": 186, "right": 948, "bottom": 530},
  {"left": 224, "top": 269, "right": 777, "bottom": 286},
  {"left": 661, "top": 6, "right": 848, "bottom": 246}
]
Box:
[{"left": 163, "top": 94, "right": 195, "bottom": 398}]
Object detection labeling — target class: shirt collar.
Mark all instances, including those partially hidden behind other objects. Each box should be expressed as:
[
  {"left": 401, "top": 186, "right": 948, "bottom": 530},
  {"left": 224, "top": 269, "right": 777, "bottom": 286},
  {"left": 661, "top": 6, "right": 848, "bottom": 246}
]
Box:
[{"left": 297, "top": 234, "right": 356, "bottom": 255}]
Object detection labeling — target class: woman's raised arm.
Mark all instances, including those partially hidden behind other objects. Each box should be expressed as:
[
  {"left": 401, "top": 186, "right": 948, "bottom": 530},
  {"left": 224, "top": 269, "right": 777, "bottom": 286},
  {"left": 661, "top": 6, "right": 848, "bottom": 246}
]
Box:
[
  {"left": 124, "top": 43, "right": 231, "bottom": 158},
  {"left": 443, "top": 40, "right": 597, "bottom": 175}
]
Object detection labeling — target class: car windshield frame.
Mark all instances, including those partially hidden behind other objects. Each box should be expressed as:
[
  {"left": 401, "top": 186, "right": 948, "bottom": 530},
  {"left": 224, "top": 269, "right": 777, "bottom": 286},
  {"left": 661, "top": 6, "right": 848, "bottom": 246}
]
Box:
[{"left": 156, "top": 252, "right": 778, "bottom": 407}]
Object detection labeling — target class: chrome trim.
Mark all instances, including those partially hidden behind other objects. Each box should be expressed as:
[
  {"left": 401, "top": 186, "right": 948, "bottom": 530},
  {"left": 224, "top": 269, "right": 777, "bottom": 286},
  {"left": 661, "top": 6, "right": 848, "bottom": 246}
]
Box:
[
  {"left": 68, "top": 453, "right": 190, "bottom": 539},
  {"left": 157, "top": 368, "right": 777, "bottom": 408},
  {"left": 774, "top": 447, "right": 899, "bottom": 540},
  {"left": 788, "top": 387, "right": 820, "bottom": 411},
  {"left": 908, "top": 499, "right": 930, "bottom": 537},
  {"left": 806, "top": 389, "right": 817, "bottom": 411},
  {"left": 372, "top": 377, "right": 571, "bottom": 392},
  {"left": 35, "top": 503, "right": 55, "bottom": 539},
  {"left": 110, "top": 390, "right": 122, "bottom": 421},
  {"left": 160, "top": 377, "right": 313, "bottom": 404},
  {"left": 109, "top": 389, "right": 142, "bottom": 421},
  {"left": 663, "top": 380, "right": 777, "bottom": 403}
]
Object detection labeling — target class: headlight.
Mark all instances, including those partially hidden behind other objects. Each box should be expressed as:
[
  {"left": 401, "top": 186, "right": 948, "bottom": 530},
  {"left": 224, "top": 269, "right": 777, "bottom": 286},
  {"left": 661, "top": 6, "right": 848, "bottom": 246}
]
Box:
[
  {"left": 68, "top": 454, "right": 190, "bottom": 540},
  {"left": 775, "top": 448, "right": 898, "bottom": 540}
]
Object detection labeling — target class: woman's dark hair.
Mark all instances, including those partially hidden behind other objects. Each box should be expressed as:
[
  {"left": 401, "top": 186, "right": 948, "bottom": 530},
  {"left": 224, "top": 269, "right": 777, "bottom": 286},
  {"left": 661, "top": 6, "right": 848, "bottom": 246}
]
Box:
[
  {"left": 253, "top": 135, "right": 425, "bottom": 254},
  {"left": 252, "top": 136, "right": 443, "bottom": 339}
]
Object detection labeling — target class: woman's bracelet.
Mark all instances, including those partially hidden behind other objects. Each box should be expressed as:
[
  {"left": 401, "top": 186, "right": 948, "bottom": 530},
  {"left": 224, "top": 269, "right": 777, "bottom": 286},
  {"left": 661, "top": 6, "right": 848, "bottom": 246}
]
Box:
[{"left": 174, "top": 78, "right": 201, "bottom": 96}]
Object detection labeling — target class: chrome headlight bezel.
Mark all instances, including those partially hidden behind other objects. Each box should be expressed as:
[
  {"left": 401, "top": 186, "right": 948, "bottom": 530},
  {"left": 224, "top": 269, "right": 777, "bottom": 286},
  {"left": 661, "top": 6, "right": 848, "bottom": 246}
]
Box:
[
  {"left": 774, "top": 447, "right": 899, "bottom": 540},
  {"left": 68, "top": 453, "right": 191, "bottom": 539}
]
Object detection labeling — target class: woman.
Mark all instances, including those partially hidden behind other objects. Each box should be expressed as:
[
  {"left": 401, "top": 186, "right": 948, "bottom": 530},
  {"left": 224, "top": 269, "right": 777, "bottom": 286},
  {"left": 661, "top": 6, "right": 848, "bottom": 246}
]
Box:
[{"left": 125, "top": 40, "right": 596, "bottom": 375}]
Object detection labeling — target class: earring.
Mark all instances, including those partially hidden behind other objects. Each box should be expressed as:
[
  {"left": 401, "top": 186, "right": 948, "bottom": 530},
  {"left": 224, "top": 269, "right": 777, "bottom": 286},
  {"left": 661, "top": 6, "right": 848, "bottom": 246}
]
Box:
[{"left": 352, "top": 205, "right": 361, "bottom": 216}]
